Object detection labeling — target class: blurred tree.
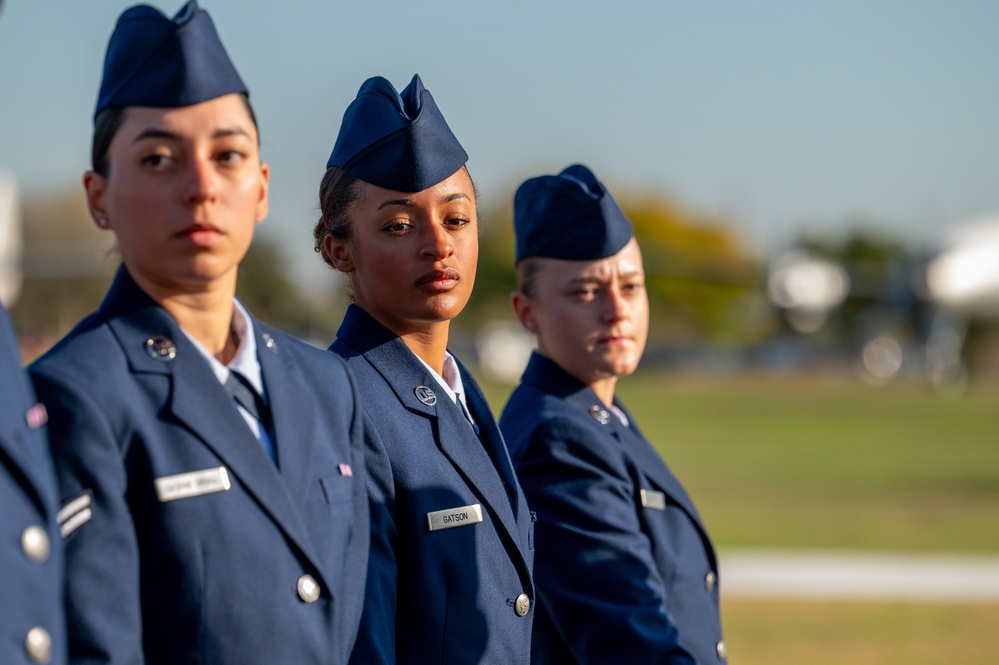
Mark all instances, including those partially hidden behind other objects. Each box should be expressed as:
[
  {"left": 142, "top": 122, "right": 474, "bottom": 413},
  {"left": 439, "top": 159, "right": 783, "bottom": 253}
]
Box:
[
  {"left": 11, "top": 186, "right": 115, "bottom": 359},
  {"left": 796, "top": 228, "right": 923, "bottom": 345},
  {"left": 236, "top": 234, "right": 345, "bottom": 343},
  {"left": 622, "top": 195, "right": 765, "bottom": 343},
  {"left": 800, "top": 228, "right": 914, "bottom": 304},
  {"left": 796, "top": 228, "right": 999, "bottom": 383}
]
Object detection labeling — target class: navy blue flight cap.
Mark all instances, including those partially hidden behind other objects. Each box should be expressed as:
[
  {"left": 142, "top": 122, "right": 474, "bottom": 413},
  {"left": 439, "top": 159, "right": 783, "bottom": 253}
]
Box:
[
  {"left": 326, "top": 74, "right": 468, "bottom": 192},
  {"left": 514, "top": 164, "right": 634, "bottom": 263},
  {"left": 95, "top": 0, "right": 247, "bottom": 119}
]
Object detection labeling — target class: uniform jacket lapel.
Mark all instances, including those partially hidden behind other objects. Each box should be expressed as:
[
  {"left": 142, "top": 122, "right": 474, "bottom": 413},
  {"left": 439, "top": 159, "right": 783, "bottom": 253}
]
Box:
[
  {"left": 523, "top": 352, "right": 714, "bottom": 558},
  {"left": 455, "top": 357, "right": 524, "bottom": 518},
  {"left": 99, "top": 268, "right": 329, "bottom": 586},
  {"left": 335, "top": 305, "right": 529, "bottom": 565},
  {"left": 256, "top": 327, "right": 319, "bottom": 521},
  {"left": 611, "top": 409, "right": 708, "bottom": 530}
]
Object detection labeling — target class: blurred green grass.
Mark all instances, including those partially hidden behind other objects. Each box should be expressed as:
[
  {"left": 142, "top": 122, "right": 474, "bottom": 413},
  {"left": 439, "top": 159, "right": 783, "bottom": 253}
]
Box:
[
  {"left": 722, "top": 599, "right": 999, "bottom": 665},
  {"left": 482, "top": 372, "right": 999, "bottom": 552},
  {"left": 481, "top": 371, "right": 999, "bottom": 661}
]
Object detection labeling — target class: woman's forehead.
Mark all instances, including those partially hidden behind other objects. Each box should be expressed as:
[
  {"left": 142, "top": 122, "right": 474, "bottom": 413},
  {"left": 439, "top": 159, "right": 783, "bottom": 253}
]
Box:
[
  {"left": 356, "top": 168, "right": 476, "bottom": 209},
  {"left": 117, "top": 95, "right": 257, "bottom": 143},
  {"left": 541, "top": 240, "right": 645, "bottom": 282}
]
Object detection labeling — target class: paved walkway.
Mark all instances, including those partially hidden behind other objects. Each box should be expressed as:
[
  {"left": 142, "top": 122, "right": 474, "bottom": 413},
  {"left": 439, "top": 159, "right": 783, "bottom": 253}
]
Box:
[{"left": 719, "top": 550, "right": 999, "bottom": 602}]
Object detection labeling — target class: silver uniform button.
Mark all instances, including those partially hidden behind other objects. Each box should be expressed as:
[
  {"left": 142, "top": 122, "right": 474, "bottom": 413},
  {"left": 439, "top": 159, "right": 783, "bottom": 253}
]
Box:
[
  {"left": 514, "top": 593, "right": 530, "bottom": 617},
  {"left": 25, "top": 626, "right": 52, "bottom": 664},
  {"left": 297, "top": 574, "right": 321, "bottom": 603},
  {"left": 716, "top": 639, "right": 727, "bottom": 661},
  {"left": 705, "top": 571, "right": 717, "bottom": 592},
  {"left": 22, "top": 525, "right": 51, "bottom": 563}
]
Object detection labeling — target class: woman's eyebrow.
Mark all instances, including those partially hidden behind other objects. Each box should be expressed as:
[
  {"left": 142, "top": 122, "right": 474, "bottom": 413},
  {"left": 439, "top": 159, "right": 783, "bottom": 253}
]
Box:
[
  {"left": 377, "top": 197, "right": 415, "bottom": 210},
  {"left": 440, "top": 192, "right": 470, "bottom": 204},
  {"left": 131, "top": 126, "right": 251, "bottom": 144},
  {"left": 131, "top": 128, "right": 180, "bottom": 144}
]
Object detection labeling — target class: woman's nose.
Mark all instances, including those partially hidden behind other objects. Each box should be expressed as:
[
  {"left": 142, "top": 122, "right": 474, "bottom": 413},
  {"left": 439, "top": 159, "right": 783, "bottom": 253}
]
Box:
[
  {"left": 422, "top": 223, "right": 454, "bottom": 259},
  {"left": 183, "top": 158, "right": 217, "bottom": 204}
]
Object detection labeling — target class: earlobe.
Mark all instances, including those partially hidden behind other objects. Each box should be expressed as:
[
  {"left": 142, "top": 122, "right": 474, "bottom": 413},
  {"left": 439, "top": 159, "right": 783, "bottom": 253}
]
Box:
[
  {"left": 324, "top": 235, "right": 354, "bottom": 273},
  {"left": 83, "top": 171, "right": 111, "bottom": 231}
]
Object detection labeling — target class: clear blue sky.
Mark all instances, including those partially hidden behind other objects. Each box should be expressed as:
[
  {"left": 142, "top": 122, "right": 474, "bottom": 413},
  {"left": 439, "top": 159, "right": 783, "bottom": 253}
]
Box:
[{"left": 2, "top": 0, "right": 997, "bottom": 291}]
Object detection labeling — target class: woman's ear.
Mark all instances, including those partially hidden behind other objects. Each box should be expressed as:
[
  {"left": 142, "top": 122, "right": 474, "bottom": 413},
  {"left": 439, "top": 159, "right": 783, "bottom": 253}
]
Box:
[
  {"left": 324, "top": 235, "right": 355, "bottom": 273},
  {"left": 254, "top": 161, "right": 270, "bottom": 223},
  {"left": 511, "top": 291, "right": 539, "bottom": 335},
  {"left": 83, "top": 171, "right": 112, "bottom": 231}
]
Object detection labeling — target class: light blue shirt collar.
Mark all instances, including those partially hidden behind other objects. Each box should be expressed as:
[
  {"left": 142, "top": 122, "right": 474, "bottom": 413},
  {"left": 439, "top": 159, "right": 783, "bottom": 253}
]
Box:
[{"left": 413, "top": 350, "right": 475, "bottom": 427}]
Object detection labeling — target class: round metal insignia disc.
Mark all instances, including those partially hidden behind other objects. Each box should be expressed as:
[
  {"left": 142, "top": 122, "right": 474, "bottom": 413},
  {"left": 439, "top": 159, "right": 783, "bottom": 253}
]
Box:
[
  {"left": 414, "top": 385, "right": 437, "bottom": 406},
  {"left": 145, "top": 336, "right": 177, "bottom": 361}
]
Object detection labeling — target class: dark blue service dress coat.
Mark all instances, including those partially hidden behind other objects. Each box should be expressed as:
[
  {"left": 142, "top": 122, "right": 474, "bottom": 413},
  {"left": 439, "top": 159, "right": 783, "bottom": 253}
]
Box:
[
  {"left": 331, "top": 304, "right": 535, "bottom": 665},
  {"left": 29, "top": 268, "right": 368, "bottom": 665},
  {"left": 0, "top": 306, "right": 66, "bottom": 665},
  {"left": 500, "top": 352, "right": 725, "bottom": 665}
]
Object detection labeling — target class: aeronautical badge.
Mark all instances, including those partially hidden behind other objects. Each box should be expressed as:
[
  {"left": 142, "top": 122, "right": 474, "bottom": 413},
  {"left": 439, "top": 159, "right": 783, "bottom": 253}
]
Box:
[{"left": 414, "top": 385, "right": 437, "bottom": 406}]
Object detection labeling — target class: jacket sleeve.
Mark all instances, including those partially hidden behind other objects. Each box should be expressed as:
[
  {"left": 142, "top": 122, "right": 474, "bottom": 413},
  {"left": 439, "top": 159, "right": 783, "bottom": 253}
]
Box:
[
  {"left": 348, "top": 412, "right": 398, "bottom": 665},
  {"left": 517, "top": 416, "right": 695, "bottom": 665},
  {"left": 30, "top": 366, "right": 145, "bottom": 665}
]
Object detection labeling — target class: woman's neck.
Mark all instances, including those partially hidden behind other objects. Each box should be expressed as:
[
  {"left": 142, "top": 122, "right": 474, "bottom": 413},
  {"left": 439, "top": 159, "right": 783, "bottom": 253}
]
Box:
[
  {"left": 590, "top": 377, "right": 618, "bottom": 409},
  {"left": 397, "top": 322, "right": 451, "bottom": 376},
  {"left": 132, "top": 268, "right": 239, "bottom": 363}
]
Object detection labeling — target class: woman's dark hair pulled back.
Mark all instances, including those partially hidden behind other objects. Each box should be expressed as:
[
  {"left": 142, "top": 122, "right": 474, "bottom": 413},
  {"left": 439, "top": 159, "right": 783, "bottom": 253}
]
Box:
[{"left": 314, "top": 166, "right": 362, "bottom": 269}]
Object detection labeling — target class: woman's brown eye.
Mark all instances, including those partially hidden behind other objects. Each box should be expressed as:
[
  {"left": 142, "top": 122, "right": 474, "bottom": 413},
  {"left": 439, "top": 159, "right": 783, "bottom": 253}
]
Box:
[{"left": 141, "top": 154, "right": 169, "bottom": 167}]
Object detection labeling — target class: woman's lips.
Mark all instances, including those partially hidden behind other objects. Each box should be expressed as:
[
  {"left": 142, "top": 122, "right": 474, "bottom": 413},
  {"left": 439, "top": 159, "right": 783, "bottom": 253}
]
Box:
[
  {"left": 417, "top": 268, "right": 460, "bottom": 291},
  {"left": 178, "top": 223, "right": 223, "bottom": 246}
]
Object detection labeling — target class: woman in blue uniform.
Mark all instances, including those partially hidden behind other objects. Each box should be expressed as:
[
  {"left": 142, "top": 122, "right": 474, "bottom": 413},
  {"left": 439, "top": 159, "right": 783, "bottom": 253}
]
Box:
[
  {"left": 500, "top": 164, "right": 726, "bottom": 664},
  {"left": 1, "top": 304, "right": 65, "bottom": 665},
  {"left": 29, "top": 3, "right": 367, "bottom": 663},
  {"left": 313, "top": 74, "right": 535, "bottom": 665}
]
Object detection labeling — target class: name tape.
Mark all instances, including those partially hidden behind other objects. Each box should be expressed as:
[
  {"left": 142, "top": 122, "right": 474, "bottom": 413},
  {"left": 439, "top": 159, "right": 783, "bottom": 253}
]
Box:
[
  {"left": 426, "top": 503, "right": 483, "bottom": 532},
  {"left": 640, "top": 489, "right": 667, "bottom": 511},
  {"left": 155, "top": 466, "right": 231, "bottom": 503}
]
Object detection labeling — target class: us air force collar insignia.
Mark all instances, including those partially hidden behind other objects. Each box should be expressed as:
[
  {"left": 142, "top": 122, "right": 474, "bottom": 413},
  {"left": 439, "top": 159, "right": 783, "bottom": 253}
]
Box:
[
  {"left": 414, "top": 385, "right": 437, "bottom": 406},
  {"left": 589, "top": 404, "right": 610, "bottom": 425},
  {"left": 145, "top": 336, "right": 177, "bottom": 361}
]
